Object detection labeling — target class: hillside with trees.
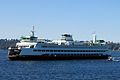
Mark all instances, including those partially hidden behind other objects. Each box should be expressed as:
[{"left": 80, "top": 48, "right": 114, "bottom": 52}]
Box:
[{"left": 0, "top": 39, "right": 19, "bottom": 50}]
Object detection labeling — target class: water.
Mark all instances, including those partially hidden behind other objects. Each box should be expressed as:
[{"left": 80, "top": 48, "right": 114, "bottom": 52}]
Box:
[{"left": 0, "top": 50, "right": 120, "bottom": 80}]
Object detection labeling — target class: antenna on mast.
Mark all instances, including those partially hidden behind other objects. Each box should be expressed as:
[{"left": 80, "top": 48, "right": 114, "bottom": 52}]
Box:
[{"left": 31, "top": 26, "right": 35, "bottom": 37}]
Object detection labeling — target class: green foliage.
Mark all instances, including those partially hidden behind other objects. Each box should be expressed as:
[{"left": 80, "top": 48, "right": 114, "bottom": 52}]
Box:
[{"left": 0, "top": 39, "right": 19, "bottom": 49}]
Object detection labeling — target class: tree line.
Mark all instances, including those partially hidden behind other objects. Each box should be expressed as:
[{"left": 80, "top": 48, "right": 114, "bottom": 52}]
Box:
[{"left": 0, "top": 39, "right": 19, "bottom": 49}]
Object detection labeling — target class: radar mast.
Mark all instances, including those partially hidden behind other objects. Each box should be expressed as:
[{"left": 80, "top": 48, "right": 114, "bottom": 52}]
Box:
[{"left": 31, "top": 26, "right": 35, "bottom": 37}]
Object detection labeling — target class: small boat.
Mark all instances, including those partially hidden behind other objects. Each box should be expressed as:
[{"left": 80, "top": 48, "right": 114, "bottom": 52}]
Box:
[
  {"left": 112, "top": 57, "right": 120, "bottom": 61},
  {"left": 108, "top": 57, "right": 120, "bottom": 61}
]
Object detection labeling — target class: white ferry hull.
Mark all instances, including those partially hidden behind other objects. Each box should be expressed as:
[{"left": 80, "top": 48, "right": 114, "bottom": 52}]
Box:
[{"left": 8, "top": 48, "right": 110, "bottom": 60}]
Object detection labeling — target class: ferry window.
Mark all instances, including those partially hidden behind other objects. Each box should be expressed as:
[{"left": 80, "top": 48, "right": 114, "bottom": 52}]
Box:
[
  {"left": 46, "top": 50, "right": 49, "bottom": 52},
  {"left": 77, "top": 50, "right": 79, "bottom": 52},
  {"left": 54, "top": 50, "right": 56, "bottom": 52},
  {"left": 73, "top": 50, "right": 76, "bottom": 52},
  {"left": 105, "top": 50, "right": 107, "bottom": 52},
  {"left": 64, "top": 54, "right": 66, "bottom": 56},
  {"left": 70, "top": 50, "right": 72, "bottom": 52},
  {"left": 67, "top": 50, "right": 70, "bottom": 52},
  {"left": 60, "top": 54, "right": 63, "bottom": 55},
  {"left": 55, "top": 50, "right": 58, "bottom": 52},
  {"left": 82, "top": 50, "right": 85, "bottom": 52},
  {"left": 57, "top": 50, "right": 60, "bottom": 52},
  {"left": 61, "top": 50, "right": 63, "bottom": 52},
  {"left": 50, "top": 50, "right": 53, "bottom": 52},
  {"left": 43, "top": 46, "right": 47, "bottom": 47},
  {"left": 64, "top": 50, "right": 67, "bottom": 52},
  {"left": 30, "top": 45, "right": 34, "bottom": 48},
  {"left": 41, "top": 50, "right": 45, "bottom": 52},
  {"left": 97, "top": 50, "right": 100, "bottom": 52},
  {"left": 94, "top": 50, "right": 96, "bottom": 52},
  {"left": 38, "top": 50, "right": 41, "bottom": 52},
  {"left": 33, "top": 50, "right": 37, "bottom": 52},
  {"left": 101, "top": 50, "right": 104, "bottom": 52}
]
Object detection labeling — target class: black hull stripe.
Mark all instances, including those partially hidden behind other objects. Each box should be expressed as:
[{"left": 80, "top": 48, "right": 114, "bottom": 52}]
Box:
[{"left": 8, "top": 55, "right": 109, "bottom": 60}]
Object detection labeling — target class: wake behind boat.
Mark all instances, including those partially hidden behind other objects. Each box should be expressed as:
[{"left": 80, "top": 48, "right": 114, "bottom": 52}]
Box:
[
  {"left": 8, "top": 27, "right": 111, "bottom": 60},
  {"left": 108, "top": 57, "right": 120, "bottom": 61}
]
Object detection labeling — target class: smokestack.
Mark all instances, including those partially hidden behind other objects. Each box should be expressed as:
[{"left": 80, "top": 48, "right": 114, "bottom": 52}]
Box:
[{"left": 93, "top": 33, "right": 96, "bottom": 44}]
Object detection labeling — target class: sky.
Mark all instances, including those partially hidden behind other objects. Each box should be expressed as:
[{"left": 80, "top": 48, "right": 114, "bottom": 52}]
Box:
[{"left": 0, "top": 0, "right": 120, "bottom": 42}]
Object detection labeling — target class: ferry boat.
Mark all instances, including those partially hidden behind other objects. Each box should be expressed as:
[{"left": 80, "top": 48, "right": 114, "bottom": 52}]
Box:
[{"left": 8, "top": 27, "right": 111, "bottom": 60}]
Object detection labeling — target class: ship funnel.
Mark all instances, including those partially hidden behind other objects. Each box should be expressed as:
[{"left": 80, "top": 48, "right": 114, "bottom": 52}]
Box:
[{"left": 92, "top": 33, "right": 96, "bottom": 44}]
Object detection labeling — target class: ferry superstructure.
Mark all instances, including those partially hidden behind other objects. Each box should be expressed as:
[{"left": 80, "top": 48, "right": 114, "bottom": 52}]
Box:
[{"left": 8, "top": 27, "right": 111, "bottom": 60}]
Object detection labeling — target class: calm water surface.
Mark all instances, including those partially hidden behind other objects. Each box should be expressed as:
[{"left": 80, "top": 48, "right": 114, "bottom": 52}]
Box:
[{"left": 0, "top": 50, "right": 120, "bottom": 80}]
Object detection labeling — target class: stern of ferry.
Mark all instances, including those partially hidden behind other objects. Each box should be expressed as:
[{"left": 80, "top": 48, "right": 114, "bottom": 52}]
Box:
[{"left": 8, "top": 47, "right": 21, "bottom": 60}]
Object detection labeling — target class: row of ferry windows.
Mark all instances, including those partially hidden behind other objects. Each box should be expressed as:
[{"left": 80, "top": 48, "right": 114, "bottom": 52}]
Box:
[
  {"left": 33, "top": 50, "right": 107, "bottom": 52},
  {"left": 43, "top": 54, "right": 102, "bottom": 56},
  {"left": 42, "top": 46, "right": 105, "bottom": 48}
]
